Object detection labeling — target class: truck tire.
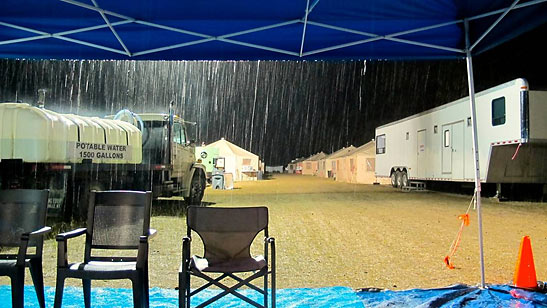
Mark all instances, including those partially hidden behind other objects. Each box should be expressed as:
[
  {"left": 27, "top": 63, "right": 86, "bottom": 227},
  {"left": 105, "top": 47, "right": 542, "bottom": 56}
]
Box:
[
  {"left": 185, "top": 172, "right": 205, "bottom": 206},
  {"left": 391, "top": 172, "right": 398, "bottom": 188}
]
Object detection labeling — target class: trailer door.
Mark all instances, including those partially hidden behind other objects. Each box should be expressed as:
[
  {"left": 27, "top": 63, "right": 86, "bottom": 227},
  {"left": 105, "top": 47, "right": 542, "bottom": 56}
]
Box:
[
  {"left": 452, "top": 121, "right": 464, "bottom": 179},
  {"left": 442, "top": 125, "right": 452, "bottom": 174},
  {"left": 417, "top": 129, "right": 427, "bottom": 178},
  {"left": 442, "top": 121, "right": 464, "bottom": 178}
]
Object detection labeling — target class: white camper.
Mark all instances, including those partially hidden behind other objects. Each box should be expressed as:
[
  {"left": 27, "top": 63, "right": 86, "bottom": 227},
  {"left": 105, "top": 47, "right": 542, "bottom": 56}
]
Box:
[{"left": 375, "top": 78, "right": 547, "bottom": 191}]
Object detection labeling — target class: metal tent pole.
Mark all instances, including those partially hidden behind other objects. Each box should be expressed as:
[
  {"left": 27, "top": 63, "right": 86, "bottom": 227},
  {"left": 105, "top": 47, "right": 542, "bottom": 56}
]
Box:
[{"left": 464, "top": 19, "right": 486, "bottom": 289}]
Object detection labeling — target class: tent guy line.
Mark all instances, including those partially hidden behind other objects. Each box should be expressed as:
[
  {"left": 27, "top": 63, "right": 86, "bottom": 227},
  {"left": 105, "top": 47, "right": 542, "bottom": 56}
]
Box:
[{"left": 1, "top": 0, "right": 545, "bottom": 59}]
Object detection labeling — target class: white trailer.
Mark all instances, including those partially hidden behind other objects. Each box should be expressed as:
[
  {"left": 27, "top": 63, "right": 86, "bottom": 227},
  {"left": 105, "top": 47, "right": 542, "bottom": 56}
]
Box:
[{"left": 375, "top": 78, "right": 547, "bottom": 194}]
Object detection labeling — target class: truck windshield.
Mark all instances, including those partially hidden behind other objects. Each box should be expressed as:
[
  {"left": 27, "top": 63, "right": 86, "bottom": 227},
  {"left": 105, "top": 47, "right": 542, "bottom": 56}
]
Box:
[{"left": 142, "top": 120, "right": 168, "bottom": 165}]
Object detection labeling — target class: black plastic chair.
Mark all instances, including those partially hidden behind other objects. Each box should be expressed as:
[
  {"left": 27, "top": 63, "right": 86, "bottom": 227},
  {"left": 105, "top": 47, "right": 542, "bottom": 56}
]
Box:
[
  {"left": 0, "top": 189, "right": 51, "bottom": 308},
  {"left": 54, "top": 190, "right": 156, "bottom": 308},
  {"left": 180, "top": 206, "right": 276, "bottom": 308}
]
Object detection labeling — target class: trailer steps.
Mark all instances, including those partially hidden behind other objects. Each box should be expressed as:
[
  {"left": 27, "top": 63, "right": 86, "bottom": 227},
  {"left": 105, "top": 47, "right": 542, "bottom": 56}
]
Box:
[{"left": 402, "top": 181, "right": 426, "bottom": 192}]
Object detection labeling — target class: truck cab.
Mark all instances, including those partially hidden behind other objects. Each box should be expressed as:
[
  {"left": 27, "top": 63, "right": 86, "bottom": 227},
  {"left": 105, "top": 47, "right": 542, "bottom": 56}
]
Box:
[{"left": 137, "top": 113, "right": 204, "bottom": 201}]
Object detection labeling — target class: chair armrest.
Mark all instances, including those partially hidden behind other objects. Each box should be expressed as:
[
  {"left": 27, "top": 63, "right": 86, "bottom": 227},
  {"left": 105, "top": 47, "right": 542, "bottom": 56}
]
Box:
[
  {"left": 264, "top": 237, "right": 276, "bottom": 266},
  {"left": 148, "top": 228, "right": 158, "bottom": 240},
  {"left": 16, "top": 226, "right": 53, "bottom": 266},
  {"left": 56, "top": 228, "right": 87, "bottom": 268},
  {"left": 266, "top": 237, "right": 275, "bottom": 254},
  {"left": 56, "top": 228, "right": 87, "bottom": 241},
  {"left": 21, "top": 226, "right": 52, "bottom": 240},
  {"left": 182, "top": 236, "right": 191, "bottom": 252},
  {"left": 136, "top": 230, "right": 157, "bottom": 269},
  {"left": 182, "top": 236, "right": 192, "bottom": 270}
]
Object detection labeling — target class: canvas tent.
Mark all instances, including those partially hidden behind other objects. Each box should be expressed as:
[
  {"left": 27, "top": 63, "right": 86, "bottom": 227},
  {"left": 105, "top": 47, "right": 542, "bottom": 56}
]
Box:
[
  {"left": 3, "top": 0, "right": 547, "bottom": 288},
  {"left": 206, "top": 138, "right": 260, "bottom": 181},
  {"left": 301, "top": 152, "right": 327, "bottom": 176},
  {"left": 286, "top": 158, "right": 301, "bottom": 174},
  {"left": 287, "top": 157, "right": 306, "bottom": 174},
  {"left": 335, "top": 141, "right": 388, "bottom": 184},
  {"left": 321, "top": 146, "right": 356, "bottom": 179}
]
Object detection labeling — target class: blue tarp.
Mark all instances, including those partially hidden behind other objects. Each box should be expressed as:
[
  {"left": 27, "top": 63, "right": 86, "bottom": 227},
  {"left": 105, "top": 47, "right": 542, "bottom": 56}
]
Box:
[
  {"left": 0, "top": 285, "right": 364, "bottom": 308},
  {"left": 2, "top": 284, "right": 546, "bottom": 307},
  {"left": 1, "top": 0, "right": 546, "bottom": 60},
  {"left": 358, "top": 284, "right": 547, "bottom": 308}
]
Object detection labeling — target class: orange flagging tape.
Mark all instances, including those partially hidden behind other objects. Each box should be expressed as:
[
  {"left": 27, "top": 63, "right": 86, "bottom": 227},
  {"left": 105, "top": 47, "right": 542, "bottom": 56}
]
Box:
[
  {"left": 444, "top": 214, "right": 470, "bottom": 269},
  {"left": 458, "top": 214, "right": 470, "bottom": 226}
]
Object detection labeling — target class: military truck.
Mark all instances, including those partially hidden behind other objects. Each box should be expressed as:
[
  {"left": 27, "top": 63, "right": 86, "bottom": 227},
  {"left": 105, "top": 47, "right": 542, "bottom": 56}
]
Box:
[{"left": 0, "top": 102, "right": 206, "bottom": 221}]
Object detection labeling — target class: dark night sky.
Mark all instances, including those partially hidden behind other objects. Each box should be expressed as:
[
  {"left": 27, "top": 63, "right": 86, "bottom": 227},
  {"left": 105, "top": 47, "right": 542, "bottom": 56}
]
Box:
[{"left": 0, "top": 23, "right": 546, "bottom": 166}]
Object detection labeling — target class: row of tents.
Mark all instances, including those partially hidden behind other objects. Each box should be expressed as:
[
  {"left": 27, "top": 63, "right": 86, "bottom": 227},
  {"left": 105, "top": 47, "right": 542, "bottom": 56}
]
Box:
[{"left": 286, "top": 140, "right": 389, "bottom": 185}]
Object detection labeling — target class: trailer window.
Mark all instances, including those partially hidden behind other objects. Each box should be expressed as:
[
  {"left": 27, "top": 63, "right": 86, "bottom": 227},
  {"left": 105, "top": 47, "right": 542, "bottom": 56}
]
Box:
[
  {"left": 444, "top": 130, "right": 450, "bottom": 147},
  {"left": 492, "top": 97, "right": 506, "bottom": 126},
  {"left": 376, "top": 135, "right": 386, "bottom": 154}
]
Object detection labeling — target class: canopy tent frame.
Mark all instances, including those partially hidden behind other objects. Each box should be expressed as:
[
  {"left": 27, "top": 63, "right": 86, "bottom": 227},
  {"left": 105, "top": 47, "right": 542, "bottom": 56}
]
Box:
[
  {"left": 2, "top": 0, "right": 547, "bottom": 290},
  {"left": 1, "top": 0, "right": 545, "bottom": 59}
]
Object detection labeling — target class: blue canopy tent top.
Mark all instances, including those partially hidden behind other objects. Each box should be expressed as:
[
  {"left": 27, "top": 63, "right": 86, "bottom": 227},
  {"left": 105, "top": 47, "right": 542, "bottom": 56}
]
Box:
[
  {"left": 1, "top": 0, "right": 546, "bottom": 60},
  {"left": 2, "top": 0, "right": 547, "bottom": 289}
]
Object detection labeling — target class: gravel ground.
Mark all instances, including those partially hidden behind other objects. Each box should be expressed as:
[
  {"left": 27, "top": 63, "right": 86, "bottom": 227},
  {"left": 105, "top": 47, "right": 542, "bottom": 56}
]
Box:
[{"left": 2, "top": 174, "right": 546, "bottom": 292}]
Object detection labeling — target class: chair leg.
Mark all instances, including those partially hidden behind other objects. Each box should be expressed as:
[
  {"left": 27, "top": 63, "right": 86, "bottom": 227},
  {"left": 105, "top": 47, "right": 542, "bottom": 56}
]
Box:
[
  {"left": 29, "top": 258, "right": 46, "bottom": 308},
  {"left": 10, "top": 269, "right": 25, "bottom": 308},
  {"left": 179, "top": 270, "right": 186, "bottom": 308},
  {"left": 83, "top": 279, "right": 92, "bottom": 308},
  {"left": 144, "top": 267, "right": 150, "bottom": 308},
  {"left": 271, "top": 271, "right": 276, "bottom": 308},
  {"left": 264, "top": 272, "right": 268, "bottom": 308},
  {"left": 54, "top": 273, "right": 65, "bottom": 308},
  {"left": 132, "top": 276, "right": 144, "bottom": 308}
]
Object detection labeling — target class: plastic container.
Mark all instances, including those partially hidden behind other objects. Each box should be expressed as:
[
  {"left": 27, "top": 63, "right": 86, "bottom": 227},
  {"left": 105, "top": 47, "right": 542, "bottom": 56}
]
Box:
[{"left": 0, "top": 103, "right": 142, "bottom": 164}]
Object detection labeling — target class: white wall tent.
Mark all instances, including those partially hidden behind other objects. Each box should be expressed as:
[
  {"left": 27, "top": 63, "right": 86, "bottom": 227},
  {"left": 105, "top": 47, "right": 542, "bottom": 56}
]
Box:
[{"left": 206, "top": 138, "right": 260, "bottom": 181}]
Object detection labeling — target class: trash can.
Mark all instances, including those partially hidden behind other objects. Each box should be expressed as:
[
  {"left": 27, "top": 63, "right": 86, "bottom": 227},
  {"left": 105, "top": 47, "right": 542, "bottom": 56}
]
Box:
[{"left": 212, "top": 174, "right": 224, "bottom": 190}]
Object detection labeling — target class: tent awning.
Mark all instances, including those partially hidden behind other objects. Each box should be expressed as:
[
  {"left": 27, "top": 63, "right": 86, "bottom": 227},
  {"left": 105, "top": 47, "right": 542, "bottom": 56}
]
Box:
[{"left": 1, "top": 0, "right": 546, "bottom": 60}]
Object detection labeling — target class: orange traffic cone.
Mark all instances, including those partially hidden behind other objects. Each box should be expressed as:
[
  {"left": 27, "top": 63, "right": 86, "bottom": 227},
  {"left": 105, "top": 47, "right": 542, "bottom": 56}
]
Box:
[{"left": 513, "top": 235, "right": 538, "bottom": 289}]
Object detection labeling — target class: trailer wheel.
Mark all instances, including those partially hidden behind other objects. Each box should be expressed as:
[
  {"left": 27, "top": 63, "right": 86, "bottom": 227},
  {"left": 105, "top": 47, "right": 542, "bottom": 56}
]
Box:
[
  {"left": 390, "top": 172, "right": 398, "bottom": 188},
  {"left": 395, "top": 171, "right": 403, "bottom": 188},
  {"left": 185, "top": 171, "right": 205, "bottom": 206},
  {"left": 400, "top": 171, "right": 409, "bottom": 188}
]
